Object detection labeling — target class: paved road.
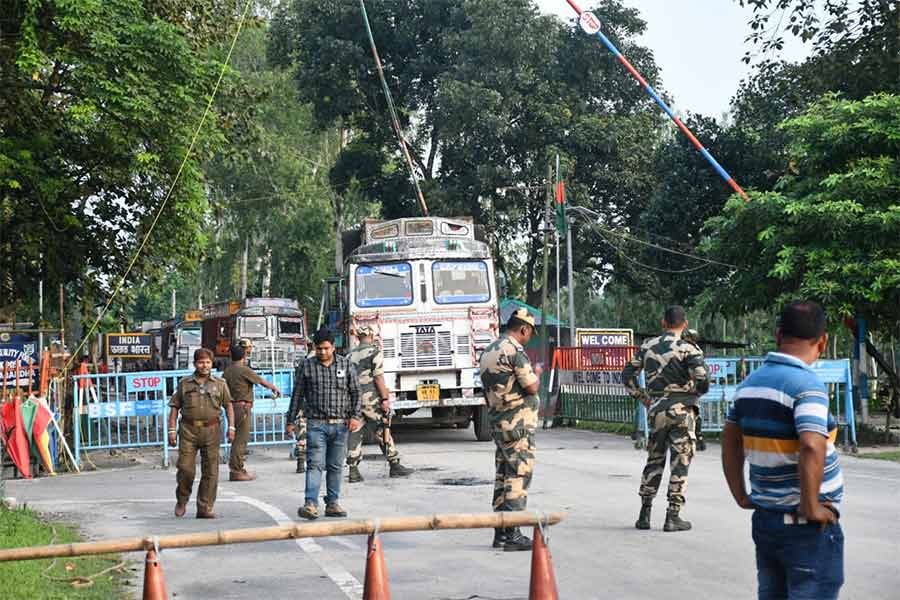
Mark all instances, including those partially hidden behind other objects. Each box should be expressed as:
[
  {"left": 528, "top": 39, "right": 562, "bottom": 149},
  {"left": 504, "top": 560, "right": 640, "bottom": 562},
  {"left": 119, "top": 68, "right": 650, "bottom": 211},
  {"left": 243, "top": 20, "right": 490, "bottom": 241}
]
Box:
[{"left": 6, "top": 428, "right": 899, "bottom": 599}]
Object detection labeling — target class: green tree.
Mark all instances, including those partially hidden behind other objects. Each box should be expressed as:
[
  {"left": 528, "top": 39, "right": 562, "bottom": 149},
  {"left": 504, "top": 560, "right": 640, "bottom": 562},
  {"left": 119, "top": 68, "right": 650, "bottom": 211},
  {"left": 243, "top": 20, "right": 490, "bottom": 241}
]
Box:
[
  {"left": 703, "top": 93, "right": 900, "bottom": 330},
  {"left": 269, "top": 0, "right": 665, "bottom": 305},
  {"left": 0, "top": 0, "right": 249, "bottom": 327}
]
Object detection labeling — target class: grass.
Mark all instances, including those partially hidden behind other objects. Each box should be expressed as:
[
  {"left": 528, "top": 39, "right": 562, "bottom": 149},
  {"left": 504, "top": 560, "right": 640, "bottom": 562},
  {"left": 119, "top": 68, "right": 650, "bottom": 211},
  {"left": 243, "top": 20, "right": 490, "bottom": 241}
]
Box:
[
  {"left": 855, "top": 450, "right": 900, "bottom": 463},
  {"left": 0, "top": 506, "right": 131, "bottom": 600}
]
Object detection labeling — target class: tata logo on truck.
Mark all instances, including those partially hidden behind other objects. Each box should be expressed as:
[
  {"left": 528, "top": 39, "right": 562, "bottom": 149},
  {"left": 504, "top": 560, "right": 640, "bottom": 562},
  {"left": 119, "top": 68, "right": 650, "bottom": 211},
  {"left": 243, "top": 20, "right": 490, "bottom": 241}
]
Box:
[{"left": 411, "top": 324, "right": 438, "bottom": 335}]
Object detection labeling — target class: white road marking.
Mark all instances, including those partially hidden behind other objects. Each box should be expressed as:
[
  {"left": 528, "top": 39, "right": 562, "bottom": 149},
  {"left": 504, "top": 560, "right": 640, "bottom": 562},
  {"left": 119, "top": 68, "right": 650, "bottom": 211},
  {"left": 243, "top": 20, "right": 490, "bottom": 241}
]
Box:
[
  {"left": 26, "top": 494, "right": 365, "bottom": 599},
  {"left": 228, "top": 493, "right": 364, "bottom": 600}
]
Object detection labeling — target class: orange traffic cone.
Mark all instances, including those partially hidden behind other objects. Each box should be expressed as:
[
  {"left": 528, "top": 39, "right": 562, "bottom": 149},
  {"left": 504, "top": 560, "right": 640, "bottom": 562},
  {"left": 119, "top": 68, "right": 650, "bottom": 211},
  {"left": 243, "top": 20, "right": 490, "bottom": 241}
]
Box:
[
  {"left": 142, "top": 548, "right": 169, "bottom": 600},
  {"left": 528, "top": 526, "right": 559, "bottom": 600},
  {"left": 363, "top": 533, "right": 391, "bottom": 600}
]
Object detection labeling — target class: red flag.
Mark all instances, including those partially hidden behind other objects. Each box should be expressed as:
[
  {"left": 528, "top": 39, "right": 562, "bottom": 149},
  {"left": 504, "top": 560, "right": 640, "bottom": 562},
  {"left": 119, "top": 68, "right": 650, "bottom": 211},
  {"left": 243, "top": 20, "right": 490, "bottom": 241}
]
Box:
[{"left": 2, "top": 397, "right": 32, "bottom": 478}]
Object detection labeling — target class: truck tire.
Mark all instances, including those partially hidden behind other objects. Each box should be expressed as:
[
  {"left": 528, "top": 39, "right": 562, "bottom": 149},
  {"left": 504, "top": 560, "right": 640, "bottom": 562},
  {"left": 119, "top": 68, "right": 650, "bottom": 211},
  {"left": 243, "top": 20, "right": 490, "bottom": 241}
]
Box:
[{"left": 473, "top": 405, "right": 492, "bottom": 442}]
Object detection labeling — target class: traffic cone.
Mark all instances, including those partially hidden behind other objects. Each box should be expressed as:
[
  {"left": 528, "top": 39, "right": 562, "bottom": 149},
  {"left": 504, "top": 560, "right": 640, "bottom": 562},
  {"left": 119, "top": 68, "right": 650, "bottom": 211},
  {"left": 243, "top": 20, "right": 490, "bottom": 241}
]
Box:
[
  {"left": 528, "top": 526, "right": 559, "bottom": 600},
  {"left": 363, "top": 532, "right": 391, "bottom": 600},
  {"left": 142, "top": 548, "right": 169, "bottom": 600}
]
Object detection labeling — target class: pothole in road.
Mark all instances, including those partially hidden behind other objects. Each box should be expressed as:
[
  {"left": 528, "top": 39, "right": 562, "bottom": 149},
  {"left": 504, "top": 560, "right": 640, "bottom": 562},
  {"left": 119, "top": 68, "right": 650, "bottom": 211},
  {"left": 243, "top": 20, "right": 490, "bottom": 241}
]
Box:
[{"left": 437, "top": 477, "right": 492, "bottom": 486}]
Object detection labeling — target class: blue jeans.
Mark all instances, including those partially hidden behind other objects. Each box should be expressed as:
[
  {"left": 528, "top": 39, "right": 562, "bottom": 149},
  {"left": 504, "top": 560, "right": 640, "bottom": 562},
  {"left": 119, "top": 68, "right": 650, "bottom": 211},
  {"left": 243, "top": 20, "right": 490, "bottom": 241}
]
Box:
[
  {"left": 752, "top": 509, "right": 844, "bottom": 600},
  {"left": 304, "top": 421, "right": 348, "bottom": 506}
]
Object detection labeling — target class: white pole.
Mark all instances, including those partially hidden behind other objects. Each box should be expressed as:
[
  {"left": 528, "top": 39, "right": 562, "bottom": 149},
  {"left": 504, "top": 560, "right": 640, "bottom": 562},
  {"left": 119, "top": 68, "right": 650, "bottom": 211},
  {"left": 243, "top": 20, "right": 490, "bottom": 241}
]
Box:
[{"left": 555, "top": 154, "right": 561, "bottom": 348}]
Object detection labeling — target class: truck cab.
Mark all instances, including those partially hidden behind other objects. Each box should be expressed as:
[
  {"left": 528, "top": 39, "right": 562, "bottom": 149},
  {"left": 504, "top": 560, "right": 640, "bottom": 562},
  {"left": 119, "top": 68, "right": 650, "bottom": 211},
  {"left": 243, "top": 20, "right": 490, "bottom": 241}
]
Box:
[{"left": 326, "top": 217, "right": 499, "bottom": 440}]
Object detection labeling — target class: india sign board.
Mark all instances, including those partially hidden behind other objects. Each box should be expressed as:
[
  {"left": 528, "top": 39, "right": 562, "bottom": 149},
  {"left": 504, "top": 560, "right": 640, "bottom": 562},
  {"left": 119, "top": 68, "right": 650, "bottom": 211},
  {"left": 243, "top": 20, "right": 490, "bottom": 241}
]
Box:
[
  {"left": 87, "top": 399, "right": 166, "bottom": 418},
  {"left": 576, "top": 328, "right": 634, "bottom": 348},
  {"left": 106, "top": 333, "right": 153, "bottom": 359},
  {"left": 0, "top": 341, "right": 37, "bottom": 386}
]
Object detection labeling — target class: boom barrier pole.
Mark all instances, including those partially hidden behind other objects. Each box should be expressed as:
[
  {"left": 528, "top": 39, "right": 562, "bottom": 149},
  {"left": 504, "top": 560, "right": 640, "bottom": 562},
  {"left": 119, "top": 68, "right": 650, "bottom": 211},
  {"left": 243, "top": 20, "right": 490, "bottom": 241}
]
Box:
[
  {"left": 562, "top": 0, "right": 749, "bottom": 201},
  {"left": 0, "top": 511, "right": 566, "bottom": 562}
]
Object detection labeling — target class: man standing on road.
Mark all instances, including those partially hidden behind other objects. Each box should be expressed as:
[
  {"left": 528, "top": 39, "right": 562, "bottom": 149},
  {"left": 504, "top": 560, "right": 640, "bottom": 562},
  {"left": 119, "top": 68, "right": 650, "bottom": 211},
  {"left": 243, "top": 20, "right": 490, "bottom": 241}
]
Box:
[
  {"left": 168, "top": 348, "right": 235, "bottom": 519},
  {"left": 722, "top": 301, "right": 844, "bottom": 599},
  {"left": 623, "top": 305, "right": 709, "bottom": 532},
  {"left": 478, "top": 307, "right": 542, "bottom": 551},
  {"left": 223, "top": 343, "right": 282, "bottom": 481},
  {"left": 346, "top": 325, "right": 413, "bottom": 482},
  {"left": 286, "top": 328, "right": 363, "bottom": 520}
]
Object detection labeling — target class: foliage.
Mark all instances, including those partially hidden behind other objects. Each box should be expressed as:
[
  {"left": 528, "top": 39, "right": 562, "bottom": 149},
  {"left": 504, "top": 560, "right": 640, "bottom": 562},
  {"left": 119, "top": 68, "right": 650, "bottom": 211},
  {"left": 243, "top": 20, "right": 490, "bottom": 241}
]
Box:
[
  {"left": 130, "top": 23, "right": 343, "bottom": 322},
  {"left": 0, "top": 0, "right": 249, "bottom": 327},
  {"left": 703, "top": 93, "right": 900, "bottom": 330},
  {"left": 269, "top": 0, "right": 665, "bottom": 305}
]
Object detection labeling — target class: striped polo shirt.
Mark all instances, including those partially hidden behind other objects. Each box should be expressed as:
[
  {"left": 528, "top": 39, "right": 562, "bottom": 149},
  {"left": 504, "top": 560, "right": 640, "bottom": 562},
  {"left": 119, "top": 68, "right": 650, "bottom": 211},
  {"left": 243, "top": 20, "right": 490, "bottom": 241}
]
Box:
[{"left": 726, "top": 352, "right": 844, "bottom": 512}]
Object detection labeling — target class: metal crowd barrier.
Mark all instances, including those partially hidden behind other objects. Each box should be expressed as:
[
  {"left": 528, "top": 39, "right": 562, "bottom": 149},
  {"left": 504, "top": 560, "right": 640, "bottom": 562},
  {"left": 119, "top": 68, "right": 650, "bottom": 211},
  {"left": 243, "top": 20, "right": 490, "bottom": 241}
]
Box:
[
  {"left": 72, "top": 368, "right": 296, "bottom": 469},
  {"left": 550, "top": 350, "right": 857, "bottom": 449}
]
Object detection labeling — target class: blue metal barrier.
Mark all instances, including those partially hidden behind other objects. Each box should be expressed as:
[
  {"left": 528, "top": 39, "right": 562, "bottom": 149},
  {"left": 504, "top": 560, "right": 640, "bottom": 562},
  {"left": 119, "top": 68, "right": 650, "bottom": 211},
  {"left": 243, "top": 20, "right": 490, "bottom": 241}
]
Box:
[
  {"left": 699, "top": 358, "right": 856, "bottom": 450},
  {"left": 73, "top": 368, "right": 296, "bottom": 469}
]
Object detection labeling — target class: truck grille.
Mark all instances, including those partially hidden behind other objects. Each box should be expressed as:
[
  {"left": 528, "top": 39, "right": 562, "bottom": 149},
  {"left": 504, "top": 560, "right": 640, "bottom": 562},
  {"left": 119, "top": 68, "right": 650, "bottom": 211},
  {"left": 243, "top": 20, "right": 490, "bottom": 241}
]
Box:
[
  {"left": 456, "top": 335, "right": 470, "bottom": 357},
  {"left": 252, "top": 346, "right": 296, "bottom": 369},
  {"left": 400, "top": 331, "right": 453, "bottom": 369}
]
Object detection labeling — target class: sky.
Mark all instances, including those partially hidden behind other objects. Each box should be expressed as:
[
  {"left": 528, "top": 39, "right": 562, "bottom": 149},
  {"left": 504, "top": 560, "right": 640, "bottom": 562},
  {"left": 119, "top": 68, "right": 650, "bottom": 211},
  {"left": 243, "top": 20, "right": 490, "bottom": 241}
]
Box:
[{"left": 536, "top": 0, "right": 811, "bottom": 118}]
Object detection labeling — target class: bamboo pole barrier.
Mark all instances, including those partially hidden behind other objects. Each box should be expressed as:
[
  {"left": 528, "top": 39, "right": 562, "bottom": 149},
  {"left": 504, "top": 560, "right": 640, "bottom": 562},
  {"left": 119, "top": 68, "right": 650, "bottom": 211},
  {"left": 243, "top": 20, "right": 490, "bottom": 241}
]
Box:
[{"left": 0, "top": 511, "right": 565, "bottom": 562}]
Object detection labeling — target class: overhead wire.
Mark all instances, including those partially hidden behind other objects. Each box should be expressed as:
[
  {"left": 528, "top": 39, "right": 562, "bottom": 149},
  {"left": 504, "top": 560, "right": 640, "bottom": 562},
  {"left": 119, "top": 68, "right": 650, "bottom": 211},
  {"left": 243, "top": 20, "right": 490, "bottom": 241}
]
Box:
[
  {"left": 60, "top": 0, "right": 255, "bottom": 374},
  {"left": 358, "top": 0, "right": 429, "bottom": 216},
  {"left": 568, "top": 206, "right": 736, "bottom": 269},
  {"left": 568, "top": 208, "right": 735, "bottom": 274}
]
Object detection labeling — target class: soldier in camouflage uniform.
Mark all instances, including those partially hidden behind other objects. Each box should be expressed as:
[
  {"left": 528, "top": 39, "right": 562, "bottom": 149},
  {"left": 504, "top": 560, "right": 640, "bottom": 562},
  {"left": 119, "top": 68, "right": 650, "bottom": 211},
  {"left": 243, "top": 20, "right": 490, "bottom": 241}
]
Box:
[
  {"left": 289, "top": 337, "right": 314, "bottom": 473},
  {"left": 478, "top": 307, "right": 541, "bottom": 551},
  {"left": 346, "top": 326, "right": 413, "bottom": 481},
  {"left": 681, "top": 329, "right": 707, "bottom": 452},
  {"left": 622, "top": 306, "right": 709, "bottom": 532}
]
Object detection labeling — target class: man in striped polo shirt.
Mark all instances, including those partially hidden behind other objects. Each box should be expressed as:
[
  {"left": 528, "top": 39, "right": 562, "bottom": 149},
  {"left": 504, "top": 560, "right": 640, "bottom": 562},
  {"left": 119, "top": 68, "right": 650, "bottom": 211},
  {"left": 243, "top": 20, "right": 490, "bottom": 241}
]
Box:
[{"left": 722, "top": 301, "right": 844, "bottom": 599}]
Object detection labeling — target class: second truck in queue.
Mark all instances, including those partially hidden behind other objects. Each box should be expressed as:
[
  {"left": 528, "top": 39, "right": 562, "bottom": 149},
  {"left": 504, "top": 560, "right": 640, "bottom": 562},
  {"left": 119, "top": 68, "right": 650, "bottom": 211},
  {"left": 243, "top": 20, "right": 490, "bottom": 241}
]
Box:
[{"left": 201, "top": 297, "right": 307, "bottom": 371}]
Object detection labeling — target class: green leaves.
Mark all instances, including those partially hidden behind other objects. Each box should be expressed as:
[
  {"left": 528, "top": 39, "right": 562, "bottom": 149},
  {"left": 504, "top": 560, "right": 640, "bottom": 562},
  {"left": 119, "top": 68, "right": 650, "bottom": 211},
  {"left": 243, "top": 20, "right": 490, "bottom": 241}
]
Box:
[{"left": 704, "top": 93, "right": 900, "bottom": 329}]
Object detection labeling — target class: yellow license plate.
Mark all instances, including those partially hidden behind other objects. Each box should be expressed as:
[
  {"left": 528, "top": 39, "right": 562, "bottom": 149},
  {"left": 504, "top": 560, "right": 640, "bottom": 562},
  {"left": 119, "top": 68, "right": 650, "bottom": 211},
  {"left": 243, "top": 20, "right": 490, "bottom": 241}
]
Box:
[{"left": 416, "top": 384, "right": 440, "bottom": 402}]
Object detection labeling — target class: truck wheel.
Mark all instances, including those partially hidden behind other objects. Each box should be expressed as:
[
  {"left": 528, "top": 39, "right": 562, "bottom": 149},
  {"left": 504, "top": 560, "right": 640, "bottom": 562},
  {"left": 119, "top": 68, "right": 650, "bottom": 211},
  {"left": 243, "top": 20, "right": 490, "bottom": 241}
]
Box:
[{"left": 473, "top": 406, "right": 492, "bottom": 442}]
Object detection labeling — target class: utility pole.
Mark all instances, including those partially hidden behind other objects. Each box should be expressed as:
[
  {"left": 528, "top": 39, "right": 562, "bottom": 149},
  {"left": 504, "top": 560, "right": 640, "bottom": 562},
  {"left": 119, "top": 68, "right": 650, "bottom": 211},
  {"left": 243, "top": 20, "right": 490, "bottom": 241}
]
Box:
[
  {"left": 539, "top": 163, "right": 552, "bottom": 425},
  {"left": 171, "top": 289, "right": 176, "bottom": 318},
  {"left": 566, "top": 209, "right": 576, "bottom": 345},
  {"left": 554, "top": 154, "right": 561, "bottom": 348},
  {"left": 240, "top": 236, "right": 249, "bottom": 300},
  {"left": 38, "top": 279, "right": 44, "bottom": 353}
]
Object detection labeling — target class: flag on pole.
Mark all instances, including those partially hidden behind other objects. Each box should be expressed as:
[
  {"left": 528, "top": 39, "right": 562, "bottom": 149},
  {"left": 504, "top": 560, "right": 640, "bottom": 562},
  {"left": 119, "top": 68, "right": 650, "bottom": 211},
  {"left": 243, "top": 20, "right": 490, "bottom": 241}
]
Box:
[
  {"left": 555, "top": 181, "right": 567, "bottom": 235},
  {"left": 21, "top": 397, "right": 55, "bottom": 475},
  {"left": 1, "top": 397, "right": 32, "bottom": 478}
]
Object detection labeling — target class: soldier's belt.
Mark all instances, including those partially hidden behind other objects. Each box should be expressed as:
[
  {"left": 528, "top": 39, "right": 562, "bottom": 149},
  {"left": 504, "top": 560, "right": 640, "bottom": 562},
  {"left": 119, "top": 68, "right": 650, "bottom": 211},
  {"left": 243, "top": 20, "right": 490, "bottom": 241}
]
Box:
[
  {"left": 181, "top": 417, "right": 221, "bottom": 427},
  {"left": 232, "top": 400, "right": 253, "bottom": 406},
  {"left": 309, "top": 417, "right": 348, "bottom": 425}
]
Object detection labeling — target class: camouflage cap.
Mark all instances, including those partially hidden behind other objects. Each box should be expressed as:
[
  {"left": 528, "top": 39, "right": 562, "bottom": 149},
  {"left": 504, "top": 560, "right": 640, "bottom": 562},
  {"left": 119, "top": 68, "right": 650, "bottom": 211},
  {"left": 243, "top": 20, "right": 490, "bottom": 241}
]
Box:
[
  {"left": 238, "top": 338, "right": 253, "bottom": 348},
  {"left": 508, "top": 307, "right": 537, "bottom": 331},
  {"left": 683, "top": 329, "right": 700, "bottom": 342},
  {"left": 356, "top": 324, "right": 375, "bottom": 337}
]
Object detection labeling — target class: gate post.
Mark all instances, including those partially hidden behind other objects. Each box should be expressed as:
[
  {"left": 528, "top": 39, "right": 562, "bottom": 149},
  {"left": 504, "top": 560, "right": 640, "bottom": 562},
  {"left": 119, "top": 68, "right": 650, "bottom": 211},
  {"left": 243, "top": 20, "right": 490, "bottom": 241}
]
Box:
[{"left": 73, "top": 379, "right": 81, "bottom": 470}]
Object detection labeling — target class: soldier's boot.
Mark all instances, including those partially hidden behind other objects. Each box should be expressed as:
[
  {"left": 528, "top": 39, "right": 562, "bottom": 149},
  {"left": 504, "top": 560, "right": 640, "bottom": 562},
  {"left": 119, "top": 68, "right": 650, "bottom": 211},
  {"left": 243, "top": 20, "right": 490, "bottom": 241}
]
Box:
[
  {"left": 635, "top": 503, "right": 652, "bottom": 530},
  {"left": 502, "top": 527, "right": 533, "bottom": 552},
  {"left": 663, "top": 508, "right": 692, "bottom": 532},
  {"left": 696, "top": 436, "right": 707, "bottom": 452},
  {"left": 388, "top": 461, "right": 413, "bottom": 478},
  {"left": 296, "top": 457, "right": 306, "bottom": 474},
  {"left": 348, "top": 465, "right": 364, "bottom": 483},
  {"left": 492, "top": 528, "right": 508, "bottom": 548}
]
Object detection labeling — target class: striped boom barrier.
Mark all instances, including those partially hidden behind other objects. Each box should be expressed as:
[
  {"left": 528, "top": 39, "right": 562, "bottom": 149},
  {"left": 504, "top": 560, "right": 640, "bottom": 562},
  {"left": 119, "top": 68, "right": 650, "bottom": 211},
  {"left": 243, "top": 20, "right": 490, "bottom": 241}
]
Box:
[{"left": 562, "top": 1, "right": 749, "bottom": 201}]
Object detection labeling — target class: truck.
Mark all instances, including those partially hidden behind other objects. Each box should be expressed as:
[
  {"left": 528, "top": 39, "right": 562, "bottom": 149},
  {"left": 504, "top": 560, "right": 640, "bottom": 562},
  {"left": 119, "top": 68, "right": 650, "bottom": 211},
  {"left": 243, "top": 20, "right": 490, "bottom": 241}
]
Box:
[
  {"left": 320, "top": 216, "right": 500, "bottom": 441},
  {"left": 159, "top": 310, "right": 203, "bottom": 370},
  {"left": 201, "top": 297, "right": 308, "bottom": 371}
]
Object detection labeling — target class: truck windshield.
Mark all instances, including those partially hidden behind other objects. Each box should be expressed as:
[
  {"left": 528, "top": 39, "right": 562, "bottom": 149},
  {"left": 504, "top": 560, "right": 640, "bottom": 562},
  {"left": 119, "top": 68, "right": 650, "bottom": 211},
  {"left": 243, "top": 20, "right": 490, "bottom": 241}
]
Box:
[
  {"left": 355, "top": 263, "right": 413, "bottom": 307},
  {"left": 179, "top": 328, "right": 201, "bottom": 346},
  {"left": 241, "top": 317, "right": 268, "bottom": 338},
  {"left": 432, "top": 261, "right": 490, "bottom": 304},
  {"left": 279, "top": 317, "right": 304, "bottom": 337}
]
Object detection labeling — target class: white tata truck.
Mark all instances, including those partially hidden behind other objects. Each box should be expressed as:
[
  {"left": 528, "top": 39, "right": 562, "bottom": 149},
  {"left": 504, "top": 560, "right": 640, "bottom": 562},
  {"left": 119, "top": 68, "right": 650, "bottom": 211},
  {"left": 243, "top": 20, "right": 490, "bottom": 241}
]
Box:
[{"left": 321, "top": 216, "right": 500, "bottom": 440}]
